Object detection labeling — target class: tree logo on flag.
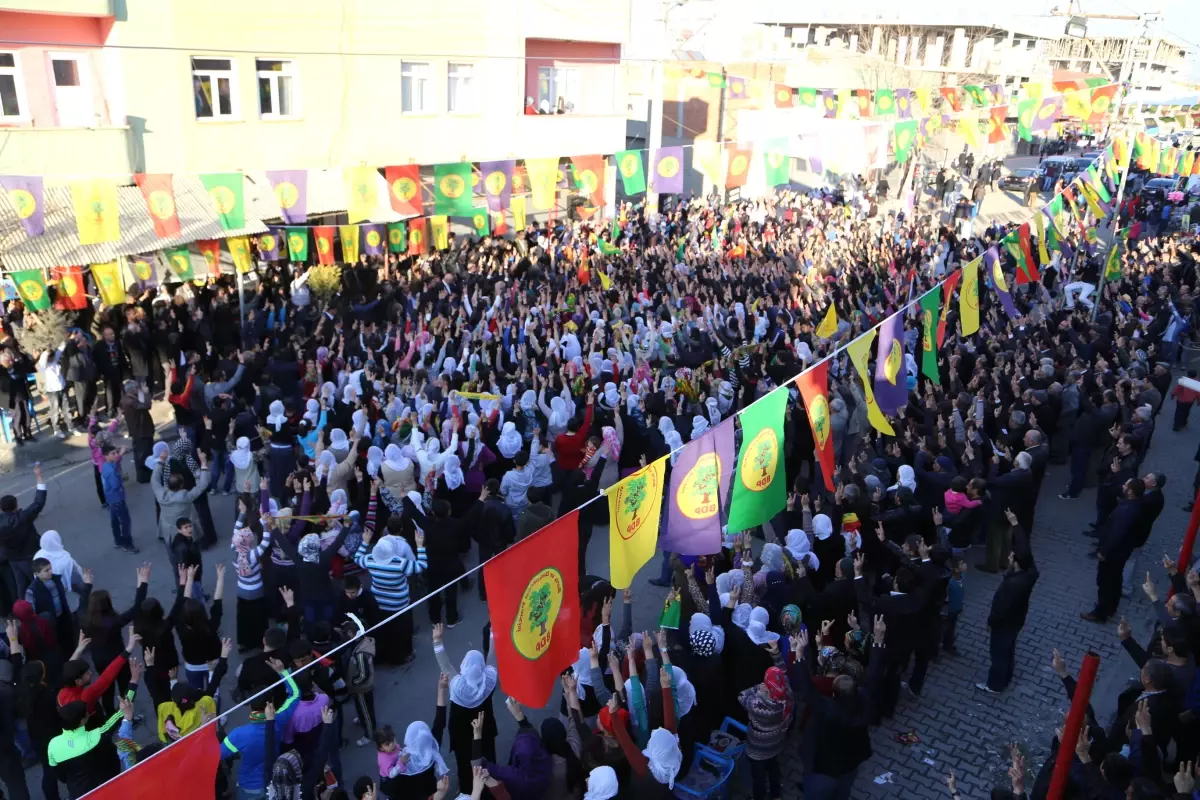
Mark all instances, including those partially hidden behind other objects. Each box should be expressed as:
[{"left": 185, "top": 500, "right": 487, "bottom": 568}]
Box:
[
  {"left": 210, "top": 186, "right": 237, "bottom": 215},
  {"left": 884, "top": 340, "right": 903, "bottom": 384},
  {"left": 922, "top": 310, "right": 934, "bottom": 351},
  {"left": 148, "top": 190, "right": 175, "bottom": 220},
  {"left": 577, "top": 170, "right": 599, "bottom": 195},
  {"left": 656, "top": 156, "right": 680, "bottom": 178},
  {"left": 409, "top": 229, "right": 423, "bottom": 247},
  {"left": 288, "top": 232, "right": 306, "bottom": 254},
  {"left": 392, "top": 177, "right": 418, "bottom": 202},
  {"left": 133, "top": 260, "right": 152, "bottom": 280},
  {"left": 613, "top": 466, "right": 659, "bottom": 541},
  {"left": 365, "top": 230, "right": 381, "bottom": 248},
  {"left": 730, "top": 154, "right": 748, "bottom": 176},
  {"left": 676, "top": 452, "right": 722, "bottom": 520},
  {"left": 896, "top": 128, "right": 912, "bottom": 152},
  {"left": 776, "top": 87, "right": 790, "bottom": 104},
  {"left": 620, "top": 154, "right": 639, "bottom": 178},
  {"left": 318, "top": 236, "right": 331, "bottom": 254},
  {"left": 897, "top": 94, "right": 909, "bottom": 112},
  {"left": 439, "top": 174, "right": 466, "bottom": 199},
  {"left": 1092, "top": 94, "right": 1111, "bottom": 114},
  {"left": 19, "top": 280, "right": 43, "bottom": 302},
  {"left": 388, "top": 228, "right": 403, "bottom": 247},
  {"left": 808, "top": 394, "right": 831, "bottom": 450},
  {"left": 1038, "top": 101, "right": 1058, "bottom": 120},
  {"left": 260, "top": 234, "right": 277, "bottom": 252},
  {"left": 170, "top": 252, "right": 190, "bottom": 274},
  {"left": 766, "top": 152, "right": 785, "bottom": 169},
  {"left": 7, "top": 189, "right": 36, "bottom": 220},
  {"left": 89, "top": 199, "right": 106, "bottom": 225},
  {"left": 60, "top": 273, "right": 79, "bottom": 296},
  {"left": 485, "top": 171, "right": 507, "bottom": 196},
  {"left": 472, "top": 213, "right": 486, "bottom": 231},
  {"left": 203, "top": 249, "right": 217, "bottom": 268},
  {"left": 275, "top": 182, "right": 300, "bottom": 210},
  {"left": 513, "top": 567, "right": 565, "bottom": 659},
  {"left": 740, "top": 428, "right": 779, "bottom": 492}
]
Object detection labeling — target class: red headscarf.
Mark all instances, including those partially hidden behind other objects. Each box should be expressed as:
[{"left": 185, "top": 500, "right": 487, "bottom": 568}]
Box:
[
  {"left": 597, "top": 706, "right": 630, "bottom": 736},
  {"left": 763, "top": 666, "right": 792, "bottom": 718},
  {"left": 12, "top": 600, "right": 56, "bottom": 656}
]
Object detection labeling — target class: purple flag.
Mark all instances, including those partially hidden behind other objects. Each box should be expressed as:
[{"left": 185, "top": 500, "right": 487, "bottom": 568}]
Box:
[
  {"left": 895, "top": 88, "right": 913, "bottom": 119},
  {"left": 1, "top": 175, "right": 44, "bottom": 237},
  {"left": 808, "top": 157, "right": 823, "bottom": 175},
  {"left": 985, "top": 246, "right": 1020, "bottom": 319},
  {"left": 727, "top": 75, "right": 748, "bottom": 100},
  {"left": 127, "top": 254, "right": 159, "bottom": 291},
  {"left": 266, "top": 169, "right": 308, "bottom": 224},
  {"left": 362, "top": 223, "right": 386, "bottom": 256},
  {"left": 1031, "top": 96, "right": 1064, "bottom": 132},
  {"left": 651, "top": 146, "right": 684, "bottom": 194},
  {"left": 818, "top": 89, "right": 836, "bottom": 118},
  {"left": 873, "top": 310, "right": 909, "bottom": 414},
  {"left": 259, "top": 227, "right": 284, "bottom": 260},
  {"left": 986, "top": 84, "right": 1003, "bottom": 105},
  {"left": 481, "top": 160, "right": 515, "bottom": 213},
  {"left": 662, "top": 419, "right": 735, "bottom": 556}
]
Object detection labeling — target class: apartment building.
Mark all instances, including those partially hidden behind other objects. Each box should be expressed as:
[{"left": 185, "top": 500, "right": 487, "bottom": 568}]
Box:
[
  {"left": 1044, "top": 20, "right": 1192, "bottom": 93},
  {"left": 0, "top": 0, "right": 631, "bottom": 179}
]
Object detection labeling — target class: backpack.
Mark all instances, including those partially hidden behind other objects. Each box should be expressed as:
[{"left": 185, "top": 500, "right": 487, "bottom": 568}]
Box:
[{"left": 344, "top": 636, "right": 376, "bottom": 695}]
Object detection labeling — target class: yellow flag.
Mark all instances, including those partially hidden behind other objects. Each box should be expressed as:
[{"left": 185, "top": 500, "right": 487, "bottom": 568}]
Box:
[
  {"left": 70, "top": 179, "right": 120, "bottom": 245},
  {"left": 846, "top": 330, "right": 895, "bottom": 436},
  {"left": 91, "top": 261, "right": 125, "bottom": 305},
  {"left": 1064, "top": 89, "right": 1091, "bottom": 120},
  {"left": 524, "top": 157, "right": 559, "bottom": 210},
  {"left": 914, "top": 88, "right": 931, "bottom": 115},
  {"left": 693, "top": 142, "right": 724, "bottom": 187},
  {"left": 344, "top": 166, "right": 379, "bottom": 224},
  {"left": 339, "top": 225, "right": 360, "bottom": 264},
  {"left": 1034, "top": 213, "right": 1050, "bottom": 266},
  {"left": 607, "top": 456, "right": 667, "bottom": 589},
  {"left": 1022, "top": 82, "right": 1043, "bottom": 102},
  {"left": 815, "top": 305, "right": 838, "bottom": 339},
  {"left": 1078, "top": 181, "right": 1106, "bottom": 220},
  {"left": 957, "top": 112, "right": 979, "bottom": 147},
  {"left": 228, "top": 235, "right": 255, "bottom": 274},
  {"left": 511, "top": 195, "right": 527, "bottom": 231},
  {"left": 960, "top": 257, "right": 980, "bottom": 335},
  {"left": 431, "top": 215, "right": 449, "bottom": 250},
  {"left": 598, "top": 270, "right": 612, "bottom": 290}
]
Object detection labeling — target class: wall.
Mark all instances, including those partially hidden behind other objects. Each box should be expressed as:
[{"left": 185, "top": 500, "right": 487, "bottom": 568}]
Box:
[{"left": 524, "top": 39, "right": 621, "bottom": 115}]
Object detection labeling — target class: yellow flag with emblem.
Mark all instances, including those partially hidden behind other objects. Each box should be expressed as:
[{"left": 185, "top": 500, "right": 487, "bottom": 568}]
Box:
[
  {"left": 228, "top": 236, "right": 255, "bottom": 274},
  {"left": 70, "top": 179, "right": 120, "bottom": 245},
  {"left": 524, "top": 158, "right": 559, "bottom": 210},
  {"left": 959, "top": 257, "right": 980, "bottom": 335},
  {"left": 344, "top": 166, "right": 379, "bottom": 224},
  {"left": 845, "top": 330, "right": 894, "bottom": 436},
  {"left": 607, "top": 456, "right": 667, "bottom": 589},
  {"left": 512, "top": 195, "right": 527, "bottom": 231},
  {"left": 91, "top": 261, "right": 125, "bottom": 305},
  {"left": 431, "top": 215, "right": 449, "bottom": 250},
  {"left": 815, "top": 305, "right": 838, "bottom": 339}
]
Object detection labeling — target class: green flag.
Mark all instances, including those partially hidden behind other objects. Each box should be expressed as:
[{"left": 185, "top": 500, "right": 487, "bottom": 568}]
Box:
[
  {"left": 796, "top": 87, "right": 818, "bottom": 108},
  {"left": 764, "top": 138, "right": 790, "bottom": 187},
  {"left": 433, "top": 163, "right": 474, "bottom": 216},
  {"left": 893, "top": 120, "right": 917, "bottom": 163},
  {"left": 1085, "top": 165, "right": 1112, "bottom": 203},
  {"left": 614, "top": 150, "right": 646, "bottom": 195},
  {"left": 1017, "top": 98, "right": 1036, "bottom": 141},
  {"left": 200, "top": 173, "right": 245, "bottom": 231},
  {"left": 285, "top": 227, "right": 309, "bottom": 262},
  {"left": 918, "top": 287, "right": 942, "bottom": 384},
  {"left": 1104, "top": 237, "right": 1122, "bottom": 281},
  {"left": 471, "top": 209, "right": 491, "bottom": 238},
  {"left": 12, "top": 269, "right": 50, "bottom": 311},
  {"left": 706, "top": 72, "right": 725, "bottom": 89},
  {"left": 165, "top": 246, "right": 194, "bottom": 281},
  {"left": 387, "top": 222, "right": 408, "bottom": 253},
  {"left": 964, "top": 85, "right": 987, "bottom": 107},
  {"left": 727, "top": 386, "right": 788, "bottom": 533},
  {"left": 658, "top": 592, "right": 681, "bottom": 630},
  {"left": 874, "top": 89, "right": 895, "bottom": 116}
]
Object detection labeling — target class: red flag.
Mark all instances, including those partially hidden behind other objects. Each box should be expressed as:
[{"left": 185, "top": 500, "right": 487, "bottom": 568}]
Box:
[
  {"left": 938, "top": 87, "right": 963, "bottom": 112},
  {"left": 197, "top": 239, "right": 222, "bottom": 277},
  {"left": 987, "top": 107, "right": 1008, "bottom": 144},
  {"left": 90, "top": 725, "right": 220, "bottom": 800},
  {"left": 407, "top": 217, "right": 428, "bottom": 255},
  {"left": 385, "top": 165, "right": 423, "bottom": 216},
  {"left": 937, "top": 270, "right": 961, "bottom": 348},
  {"left": 773, "top": 84, "right": 794, "bottom": 108},
  {"left": 725, "top": 146, "right": 753, "bottom": 189},
  {"left": 569, "top": 155, "right": 606, "bottom": 210},
  {"left": 1088, "top": 84, "right": 1118, "bottom": 124},
  {"left": 483, "top": 510, "right": 580, "bottom": 707},
  {"left": 52, "top": 266, "right": 88, "bottom": 310},
  {"left": 313, "top": 226, "right": 336, "bottom": 265},
  {"left": 1052, "top": 80, "right": 1083, "bottom": 92},
  {"left": 1015, "top": 222, "right": 1040, "bottom": 284},
  {"left": 795, "top": 362, "right": 836, "bottom": 490},
  {"left": 134, "top": 173, "right": 181, "bottom": 238}
]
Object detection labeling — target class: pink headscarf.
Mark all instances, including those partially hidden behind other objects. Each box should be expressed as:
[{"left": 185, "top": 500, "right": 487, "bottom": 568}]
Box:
[{"left": 602, "top": 426, "right": 622, "bottom": 460}]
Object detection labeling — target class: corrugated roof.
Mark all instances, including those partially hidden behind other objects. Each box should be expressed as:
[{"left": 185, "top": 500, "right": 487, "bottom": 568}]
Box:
[{"left": 0, "top": 175, "right": 267, "bottom": 272}]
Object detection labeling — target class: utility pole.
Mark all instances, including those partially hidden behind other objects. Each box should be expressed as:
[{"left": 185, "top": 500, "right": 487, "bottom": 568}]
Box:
[{"left": 647, "top": 0, "right": 687, "bottom": 216}]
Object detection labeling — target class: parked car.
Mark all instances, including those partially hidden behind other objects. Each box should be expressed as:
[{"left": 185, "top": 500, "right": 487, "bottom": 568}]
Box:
[
  {"left": 1143, "top": 177, "right": 1184, "bottom": 201},
  {"left": 1000, "top": 168, "right": 1038, "bottom": 192}
]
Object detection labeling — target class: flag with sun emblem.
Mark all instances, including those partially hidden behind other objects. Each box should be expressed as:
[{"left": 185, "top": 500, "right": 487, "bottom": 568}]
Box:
[
  {"left": 988, "top": 107, "right": 1008, "bottom": 143},
  {"left": 313, "top": 226, "right": 336, "bottom": 265},
  {"left": 895, "top": 88, "right": 913, "bottom": 119},
  {"left": 524, "top": 158, "right": 560, "bottom": 209},
  {"left": 818, "top": 89, "right": 836, "bottom": 118},
  {"left": 795, "top": 361, "right": 836, "bottom": 490},
  {"left": 892, "top": 121, "right": 917, "bottom": 163},
  {"left": 663, "top": 418, "right": 735, "bottom": 556},
  {"left": 385, "top": 164, "right": 423, "bottom": 216},
  {"left": 773, "top": 83, "right": 794, "bottom": 108},
  {"left": 986, "top": 246, "right": 1019, "bottom": 320},
  {"left": 431, "top": 215, "right": 449, "bottom": 251},
  {"left": 569, "top": 154, "right": 606, "bottom": 209},
  {"left": 197, "top": 239, "right": 222, "bottom": 276},
  {"left": 727, "top": 386, "right": 788, "bottom": 533},
  {"left": 846, "top": 330, "right": 895, "bottom": 437},
  {"left": 1016, "top": 98, "right": 1036, "bottom": 141},
  {"left": 385, "top": 222, "right": 407, "bottom": 255},
  {"left": 918, "top": 287, "right": 942, "bottom": 385},
  {"left": 407, "top": 218, "right": 427, "bottom": 255},
  {"left": 266, "top": 170, "right": 308, "bottom": 224},
  {"left": 227, "top": 237, "right": 254, "bottom": 275},
  {"left": 727, "top": 75, "right": 748, "bottom": 100},
  {"left": 285, "top": 228, "right": 309, "bottom": 262},
  {"left": 470, "top": 210, "right": 490, "bottom": 238},
  {"left": 854, "top": 89, "right": 873, "bottom": 118},
  {"left": 70, "top": 179, "right": 120, "bottom": 245},
  {"left": 1031, "top": 95, "right": 1063, "bottom": 132},
  {"left": 651, "top": 146, "right": 684, "bottom": 194},
  {"left": 361, "top": 224, "right": 386, "bottom": 256},
  {"left": 606, "top": 456, "right": 667, "bottom": 589},
  {"left": 1089, "top": 84, "right": 1117, "bottom": 123},
  {"left": 0, "top": 176, "right": 44, "bottom": 237},
  {"left": 613, "top": 150, "right": 646, "bottom": 195},
  {"left": 764, "top": 139, "right": 790, "bottom": 187},
  {"left": 164, "top": 246, "right": 194, "bottom": 282},
  {"left": 126, "top": 254, "right": 159, "bottom": 290},
  {"left": 344, "top": 166, "right": 379, "bottom": 224},
  {"left": 960, "top": 256, "right": 981, "bottom": 335},
  {"left": 12, "top": 269, "right": 50, "bottom": 311},
  {"left": 481, "top": 160, "right": 514, "bottom": 213},
  {"left": 796, "top": 87, "right": 818, "bottom": 108},
  {"left": 338, "top": 225, "right": 360, "bottom": 264},
  {"left": 200, "top": 173, "right": 244, "bottom": 231},
  {"left": 258, "top": 228, "right": 282, "bottom": 261},
  {"left": 874, "top": 89, "right": 896, "bottom": 117},
  {"left": 873, "top": 310, "right": 908, "bottom": 414},
  {"left": 939, "top": 87, "right": 964, "bottom": 112},
  {"left": 90, "top": 261, "right": 126, "bottom": 305},
  {"left": 52, "top": 266, "right": 88, "bottom": 310},
  {"left": 726, "top": 145, "right": 753, "bottom": 189},
  {"left": 134, "top": 173, "right": 181, "bottom": 238},
  {"left": 433, "top": 163, "right": 474, "bottom": 216}
]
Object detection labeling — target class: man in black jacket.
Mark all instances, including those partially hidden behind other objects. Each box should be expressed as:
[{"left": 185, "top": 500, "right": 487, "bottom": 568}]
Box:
[
  {"left": 119, "top": 380, "right": 155, "bottom": 483},
  {"left": 1082, "top": 478, "right": 1145, "bottom": 623},
  {"left": 976, "top": 511, "right": 1039, "bottom": 693},
  {"left": 1122, "top": 472, "right": 1166, "bottom": 598},
  {"left": 63, "top": 330, "right": 96, "bottom": 428},
  {"left": 92, "top": 326, "right": 127, "bottom": 419},
  {"left": 0, "top": 348, "right": 35, "bottom": 444},
  {"left": 0, "top": 464, "right": 47, "bottom": 612}
]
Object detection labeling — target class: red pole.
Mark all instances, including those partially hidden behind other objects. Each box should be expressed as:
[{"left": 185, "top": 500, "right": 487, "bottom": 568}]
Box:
[
  {"left": 1047, "top": 651, "right": 1100, "bottom": 800},
  {"left": 1170, "top": 485, "right": 1200, "bottom": 599}
]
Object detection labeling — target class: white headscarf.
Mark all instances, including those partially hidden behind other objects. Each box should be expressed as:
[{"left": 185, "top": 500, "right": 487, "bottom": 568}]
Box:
[
  {"left": 571, "top": 648, "right": 593, "bottom": 699},
  {"left": 549, "top": 396, "right": 571, "bottom": 431},
  {"left": 328, "top": 428, "right": 349, "bottom": 454},
  {"left": 659, "top": 417, "right": 684, "bottom": 462},
  {"left": 146, "top": 441, "right": 169, "bottom": 471},
  {"left": 384, "top": 443, "right": 410, "bottom": 472},
  {"left": 34, "top": 531, "right": 80, "bottom": 591},
  {"left": 746, "top": 606, "right": 780, "bottom": 646},
  {"left": 329, "top": 489, "right": 348, "bottom": 516},
  {"left": 351, "top": 409, "right": 369, "bottom": 438},
  {"left": 366, "top": 446, "right": 383, "bottom": 477},
  {"left": 266, "top": 400, "right": 287, "bottom": 431},
  {"left": 314, "top": 450, "right": 337, "bottom": 481},
  {"left": 230, "top": 436, "right": 252, "bottom": 470},
  {"left": 442, "top": 454, "right": 464, "bottom": 490},
  {"left": 303, "top": 399, "right": 320, "bottom": 426},
  {"left": 497, "top": 421, "right": 523, "bottom": 459},
  {"left": 690, "top": 416, "right": 709, "bottom": 441},
  {"left": 602, "top": 382, "right": 619, "bottom": 410},
  {"left": 892, "top": 464, "right": 917, "bottom": 493},
  {"left": 320, "top": 382, "right": 336, "bottom": 403},
  {"left": 402, "top": 721, "right": 450, "bottom": 776},
  {"left": 717, "top": 381, "right": 735, "bottom": 414},
  {"left": 520, "top": 389, "right": 536, "bottom": 412},
  {"left": 705, "top": 397, "right": 721, "bottom": 427},
  {"left": 643, "top": 728, "right": 682, "bottom": 788},
  {"left": 665, "top": 665, "right": 696, "bottom": 718},
  {"left": 342, "top": 384, "right": 358, "bottom": 406},
  {"left": 449, "top": 650, "right": 498, "bottom": 709},
  {"left": 732, "top": 603, "right": 752, "bottom": 630},
  {"left": 461, "top": 426, "right": 482, "bottom": 467},
  {"left": 786, "top": 529, "right": 821, "bottom": 570},
  {"left": 688, "top": 612, "right": 725, "bottom": 655},
  {"left": 812, "top": 513, "right": 834, "bottom": 541},
  {"left": 583, "top": 766, "right": 619, "bottom": 800}
]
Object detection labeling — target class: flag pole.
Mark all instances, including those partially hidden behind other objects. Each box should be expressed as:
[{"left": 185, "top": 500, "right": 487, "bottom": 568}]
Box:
[{"left": 1090, "top": 124, "right": 1136, "bottom": 323}]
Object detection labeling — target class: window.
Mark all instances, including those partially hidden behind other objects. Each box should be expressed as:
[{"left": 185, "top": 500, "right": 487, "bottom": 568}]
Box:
[
  {"left": 192, "top": 57, "right": 237, "bottom": 120},
  {"left": 256, "top": 59, "right": 298, "bottom": 117},
  {"left": 0, "top": 52, "right": 27, "bottom": 121},
  {"left": 537, "top": 66, "right": 580, "bottom": 114},
  {"left": 447, "top": 62, "right": 476, "bottom": 112},
  {"left": 401, "top": 61, "right": 432, "bottom": 113},
  {"left": 49, "top": 53, "right": 91, "bottom": 126}
]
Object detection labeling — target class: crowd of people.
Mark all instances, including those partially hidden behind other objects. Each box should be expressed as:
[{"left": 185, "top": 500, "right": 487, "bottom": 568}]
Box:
[{"left": 0, "top": 134, "right": 1199, "bottom": 800}]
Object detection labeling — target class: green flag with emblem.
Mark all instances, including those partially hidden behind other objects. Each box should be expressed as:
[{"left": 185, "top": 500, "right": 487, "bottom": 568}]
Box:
[
  {"left": 387, "top": 222, "right": 408, "bottom": 253},
  {"left": 285, "top": 227, "right": 308, "bottom": 262},
  {"left": 433, "top": 163, "right": 474, "bottom": 216},
  {"left": 471, "top": 209, "right": 491, "bottom": 238},
  {"left": 893, "top": 120, "right": 917, "bottom": 163},
  {"left": 796, "top": 87, "right": 818, "bottom": 108},
  {"left": 1017, "top": 98, "right": 1036, "bottom": 141},
  {"left": 727, "top": 386, "right": 788, "bottom": 533},
  {"left": 614, "top": 150, "right": 646, "bottom": 195},
  {"left": 763, "top": 139, "right": 790, "bottom": 187},
  {"left": 165, "top": 246, "right": 194, "bottom": 281},
  {"left": 874, "top": 89, "right": 895, "bottom": 116},
  {"left": 12, "top": 269, "right": 50, "bottom": 311},
  {"left": 918, "top": 287, "right": 942, "bottom": 384},
  {"left": 199, "top": 173, "right": 245, "bottom": 231}
]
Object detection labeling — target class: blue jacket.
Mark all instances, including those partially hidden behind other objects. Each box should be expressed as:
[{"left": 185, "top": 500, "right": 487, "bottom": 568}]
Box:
[
  {"left": 220, "top": 670, "right": 299, "bottom": 790},
  {"left": 100, "top": 461, "right": 125, "bottom": 504}
]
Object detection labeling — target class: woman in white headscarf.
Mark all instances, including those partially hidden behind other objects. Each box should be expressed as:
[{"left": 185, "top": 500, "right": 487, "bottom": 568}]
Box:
[
  {"left": 229, "top": 436, "right": 261, "bottom": 494},
  {"left": 705, "top": 396, "right": 722, "bottom": 427},
  {"left": 380, "top": 719, "right": 450, "bottom": 797},
  {"left": 582, "top": 766, "right": 619, "bottom": 800},
  {"left": 539, "top": 386, "right": 574, "bottom": 438},
  {"left": 350, "top": 409, "right": 370, "bottom": 439},
  {"left": 785, "top": 528, "right": 821, "bottom": 572},
  {"left": 496, "top": 420, "right": 523, "bottom": 460},
  {"left": 658, "top": 416, "right": 684, "bottom": 464},
  {"left": 365, "top": 445, "right": 384, "bottom": 478},
  {"left": 316, "top": 431, "right": 358, "bottom": 498},
  {"left": 890, "top": 464, "right": 917, "bottom": 494},
  {"left": 433, "top": 454, "right": 471, "bottom": 517},
  {"left": 352, "top": 530, "right": 426, "bottom": 665},
  {"left": 380, "top": 443, "right": 417, "bottom": 497},
  {"left": 265, "top": 400, "right": 287, "bottom": 432},
  {"left": 432, "top": 628, "right": 501, "bottom": 790},
  {"left": 690, "top": 415, "right": 709, "bottom": 441}
]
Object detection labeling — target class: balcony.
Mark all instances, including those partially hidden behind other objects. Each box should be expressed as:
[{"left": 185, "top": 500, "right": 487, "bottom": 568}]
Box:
[
  {"left": 0, "top": 125, "right": 134, "bottom": 178},
  {"left": 0, "top": 0, "right": 111, "bottom": 14}
]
